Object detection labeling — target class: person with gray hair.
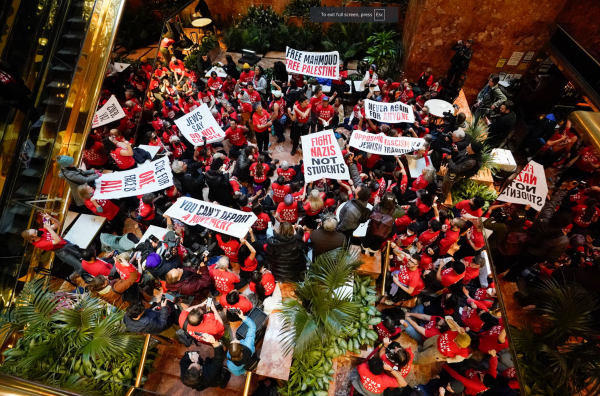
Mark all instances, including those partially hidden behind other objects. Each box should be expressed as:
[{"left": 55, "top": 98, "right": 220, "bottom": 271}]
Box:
[
  {"left": 171, "top": 159, "right": 204, "bottom": 200},
  {"left": 310, "top": 215, "right": 346, "bottom": 260}
]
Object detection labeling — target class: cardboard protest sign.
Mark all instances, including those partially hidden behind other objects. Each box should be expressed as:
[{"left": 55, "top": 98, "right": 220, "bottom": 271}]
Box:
[
  {"left": 92, "top": 95, "right": 126, "bottom": 128},
  {"left": 301, "top": 130, "right": 349, "bottom": 183},
  {"left": 164, "top": 198, "right": 257, "bottom": 239},
  {"left": 498, "top": 161, "right": 547, "bottom": 211},
  {"left": 93, "top": 157, "right": 173, "bottom": 199},
  {"left": 286, "top": 46, "right": 339, "bottom": 79},
  {"left": 349, "top": 131, "right": 426, "bottom": 156},
  {"left": 174, "top": 103, "right": 226, "bottom": 146},
  {"left": 364, "top": 99, "right": 415, "bottom": 123},
  {"left": 114, "top": 62, "right": 130, "bottom": 72}
]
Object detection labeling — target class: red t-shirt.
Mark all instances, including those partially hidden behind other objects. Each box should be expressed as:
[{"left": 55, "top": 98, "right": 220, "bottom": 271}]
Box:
[
  {"left": 252, "top": 110, "right": 271, "bottom": 133},
  {"left": 462, "top": 307, "right": 485, "bottom": 333},
  {"left": 478, "top": 324, "right": 508, "bottom": 353},
  {"left": 252, "top": 213, "right": 270, "bottom": 231},
  {"left": 315, "top": 104, "right": 335, "bottom": 124},
  {"left": 138, "top": 199, "right": 155, "bottom": 221},
  {"left": 576, "top": 146, "right": 600, "bottom": 172},
  {"left": 179, "top": 311, "right": 225, "bottom": 342},
  {"left": 396, "top": 265, "right": 424, "bottom": 296},
  {"left": 244, "top": 89, "right": 261, "bottom": 106},
  {"left": 422, "top": 316, "right": 443, "bottom": 339},
  {"left": 437, "top": 330, "right": 470, "bottom": 358},
  {"left": 207, "top": 76, "right": 223, "bottom": 90},
  {"left": 411, "top": 175, "right": 429, "bottom": 192},
  {"left": 292, "top": 74, "right": 304, "bottom": 87},
  {"left": 225, "top": 126, "right": 247, "bottom": 146},
  {"left": 357, "top": 362, "right": 399, "bottom": 394},
  {"left": 216, "top": 234, "right": 240, "bottom": 261},
  {"left": 212, "top": 269, "right": 240, "bottom": 294},
  {"left": 240, "top": 256, "right": 258, "bottom": 272},
  {"left": 272, "top": 183, "right": 291, "bottom": 204},
  {"left": 365, "top": 154, "right": 381, "bottom": 169},
  {"left": 374, "top": 322, "right": 402, "bottom": 341},
  {"left": 32, "top": 228, "right": 67, "bottom": 251},
  {"left": 219, "top": 294, "right": 253, "bottom": 314},
  {"left": 440, "top": 267, "right": 465, "bottom": 287},
  {"left": 419, "top": 253, "right": 434, "bottom": 271},
  {"left": 84, "top": 198, "right": 120, "bottom": 220},
  {"left": 239, "top": 70, "right": 255, "bottom": 84},
  {"left": 455, "top": 200, "right": 483, "bottom": 218},
  {"left": 394, "top": 215, "right": 413, "bottom": 234},
  {"left": 310, "top": 94, "right": 323, "bottom": 109},
  {"left": 277, "top": 168, "right": 296, "bottom": 182},
  {"left": 294, "top": 102, "right": 311, "bottom": 123},
  {"left": 276, "top": 201, "right": 298, "bottom": 223},
  {"left": 110, "top": 148, "right": 135, "bottom": 169},
  {"left": 250, "top": 163, "right": 270, "bottom": 183},
  {"left": 222, "top": 78, "right": 236, "bottom": 92},
  {"left": 438, "top": 229, "right": 460, "bottom": 255},
  {"left": 82, "top": 258, "right": 112, "bottom": 277},
  {"left": 418, "top": 229, "right": 440, "bottom": 247},
  {"left": 115, "top": 261, "right": 140, "bottom": 282},
  {"left": 83, "top": 142, "right": 108, "bottom": 166},
  {"left": 572, "top": 205, "right": 595, "bottom": 228},
  {"left": 469, "top": 227, "right": 485, "bottom": 249},
  {"left": 462, "top": 263, "right": 480, "bottom": 285},
  {"left": 249, "top": 271, "right": 276, "bottom": 296},
  {"left": 303, "top": 202, "right": 322, "bottom": 216},
  {"left": 398, "top": 233, "right": 417, "bottom": 247}
]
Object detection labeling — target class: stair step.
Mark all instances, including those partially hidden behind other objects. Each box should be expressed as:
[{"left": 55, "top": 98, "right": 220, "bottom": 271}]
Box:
[
  {"left": 67, "top": 17, "right": 85, "bottom": 23},
  {"left": 43, "top": 96, "right": 65, "bottom": 105},
  {"left": 62, "top": 32, "right": 84, "bottom": 39},
  {"left": 57, "top": 47, "right": 79, "bottom": 56},
  {"left": 21, "top": 167, "right": 43, "bottom": 178},
  {"left": 46, "top": 80, "right": 70, "bottom": 89},
  {"left": 51, "top": 63, "right": 73, "bottom": 72}
]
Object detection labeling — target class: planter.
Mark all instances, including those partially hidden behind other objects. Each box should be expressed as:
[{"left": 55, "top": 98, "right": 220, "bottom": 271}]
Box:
[{"left": 287, "top": 16, "right": 303, "bottom": 27}]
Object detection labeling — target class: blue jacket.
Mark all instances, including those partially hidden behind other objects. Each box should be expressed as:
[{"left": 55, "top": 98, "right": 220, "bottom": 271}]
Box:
[{"left": 226, "top": 316, "right": 256, "bottom": 376}]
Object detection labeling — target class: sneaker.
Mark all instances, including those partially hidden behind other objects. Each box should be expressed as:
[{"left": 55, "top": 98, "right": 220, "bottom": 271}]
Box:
[{"left": 384, "top": 299, "right": 395, "bottom": 306}]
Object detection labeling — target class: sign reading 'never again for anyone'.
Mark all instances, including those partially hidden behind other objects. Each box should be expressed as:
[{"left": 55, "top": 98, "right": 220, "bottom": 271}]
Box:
[
  {"left": 285, "top": 47, "right": 340, "bottom": 79},
  {"left": 93, "top": 157, "right": 174, "bottom": 199},
  {"left": 164, "top": 198, "right": 257, "bottom": 239},
  {"left": 301, "top": 130, "right": 349, "bottom": 183},
  {"left": 349, "top": 131, "right": 426, "bottom": 156},
  {"left": 174, "top": 103, "right": 226, "bottom": 146},
  {"left": 498, "top": 161, "right": 547, "bottom": 211},
  {"left": 364, "top": 99, "right": 415, "bottom": 123}
]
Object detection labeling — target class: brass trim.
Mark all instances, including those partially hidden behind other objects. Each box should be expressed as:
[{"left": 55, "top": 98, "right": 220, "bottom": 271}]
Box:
[
  {"left": 568, "top": 111, "right": 600, "bottom": 152},
  {"left": 380, "top": 240, "right": 391, "bottom": 300},
  {"left": 242, "top": 371, "right": 253, "bottom": 396},
  {"left": 125, "top": 333, "right": 151, "bottom": 396}
]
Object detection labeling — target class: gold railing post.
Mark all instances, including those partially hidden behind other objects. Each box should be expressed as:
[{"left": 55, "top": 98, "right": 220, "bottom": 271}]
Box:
[
  {"left": 125, "top": 333, "right": 151, "bottom": 396},
  {"left": 243, "top": 372, "right": 253, "bottom": 396},
  {"left": 380, "top": 240, "right": 391, "bottom": 300}
]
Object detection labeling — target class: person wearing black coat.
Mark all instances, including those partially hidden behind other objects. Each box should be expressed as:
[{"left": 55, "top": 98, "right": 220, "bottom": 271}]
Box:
[
  {"left": 486, "top": 100, "right": 517, "bottom": 148},
  {"left": 145, "top": 252, "right": 181, "bottom": 281},
  {"left": 232, "top": 146, "right": 253, "bottom": 183},
  {"left": 447, "top": 39, "right": 474, "bottom": 87},
  {"left": 204, "top": 158, "right": 234, "bottom": 207},
  {"left": 180, "top": 334, "right": 230, "bottom": 391},
  {"left": 123, "top": 299, "right": 172, "bottom": 334},
  {"left": 224, "top": 55, "right": 240, "bottom": 80},
  {"left": 172, "top": 159, "right": 205, "bottom": 200},
  {"left": 266, "top": 222, "right": 306, "bottom": 283}
]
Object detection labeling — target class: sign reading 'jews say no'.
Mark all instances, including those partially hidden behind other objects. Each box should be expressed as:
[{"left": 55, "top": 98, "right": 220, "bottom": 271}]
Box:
[
  {"left": 93, "top": 157, "right": 174, "bottom": 200},
  {"left": 174, "top": 103, "right": 226, "bottom": 146},
  {"left": 164, "top": 198, "right": 257, "bottom": 239},
  {"left": 301, "top": 130, "right": 349, "bottom": 183},
  {"left": 364, "top": 99, "right": 415, "bottom": 123},
  {"left": 285, "top": 46, "right": 340, "bottom": 79},
  {"left": 497, "top": 161, "right": 547, "bottom": 211}
]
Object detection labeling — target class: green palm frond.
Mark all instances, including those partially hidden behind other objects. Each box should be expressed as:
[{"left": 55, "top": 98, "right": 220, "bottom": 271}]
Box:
[
  {"left": 53, "top": 293, "right": 104, "bottom": 347},
  {"left": 52, "top": 375, "right": 104, "bottom": 396},
  {"left": 279, "top": 298, "right": 319, "bottom": 356},
  {"left": 14, "top": 279, "right": 60, "bottom": 329},
  {"left": 0, "top": 308, "right": 20, "bottom": 345},
  {"left": 310, "top": 248, "right": 361, "bottom": 291},
  {"left": 464, "top": 118, "right": 489, "bottom": 142}
]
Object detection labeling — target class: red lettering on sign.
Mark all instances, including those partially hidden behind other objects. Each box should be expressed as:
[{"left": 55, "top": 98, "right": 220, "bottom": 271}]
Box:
[
  {"left": 138, "top": 170, "right": 156, "bottom": 188},
  {"left": 99, "top": 180, "right": 123, "bottom": 193}
]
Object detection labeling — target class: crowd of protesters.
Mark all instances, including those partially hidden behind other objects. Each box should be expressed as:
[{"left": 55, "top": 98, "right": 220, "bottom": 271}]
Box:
[{"left": 21, "top": 32, "right": 598, "bottom": 396}]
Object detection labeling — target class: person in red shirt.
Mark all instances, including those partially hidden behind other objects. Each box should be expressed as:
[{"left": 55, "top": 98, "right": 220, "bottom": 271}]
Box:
[
  {"left": 78, "top": 185, "right": 123, "bottom": 232},
  {"left": 237, "top": 235, "right": 258, "bottom": 280},
  {"left": 249, "top": 155, "right": 270, "bottom": 191},
  {"left": 378, "top": 338, "right": 413, "bottom": 378},
  {"left": 478, "top": 323, "right": 508, "bottom": 353},
  {"left": 437, "top": 259, "right": 466, "bottom": 287},
  {"left": 272, "top": 176, "right": 291, "bottom": 204},
  {"left": 222, "top": 75, "right": 237, "bottom": 94},
  {"left": 410, "top": 164, "right": 436, "bottom": 192},
  {"left": 239, "top": 63, "right": 254, "bottom": 84},
  {"left": 396, "top": 223, "right": 420, "bottom": 248},
  {"left": 413, "top": 317, "right": 471, "bottom": 364},
  {"left": 276, "top": 194, "right": 299, "bottom": 223},
  {"left": 454, "top": 220, "right": 486, "bottom": 260},
  {"left": 178, "top": 300, "right": 225, "bottom": 344},
  {"left": 103, "top": 136, "right": 136, "bottom": 170},
  {"left": 216, "top": 233, "right": 240, "bottom": 262},
  {"left": 136, "top": 193, "right": 159, "bottom": 229},
  {"left": 387, "top": 247, "right": 424, "bottom": 304},
  {"left": 252, "top": 105, "right": 272, "bottom": 152},
  {"left": 394, "top": 205, "right": 419, "bottom": 234},
  {"left": 277, "top": 161, "right": 297, "bottom": 183},
  {"left": 403, "top": 313, "right": 448, "bottom": 343},
  {"left": 315, "top": 96, "right": 335, "bottom": 132},
  {"left": 461, "top": 255, "right": 485, "bottom": 284},
  {"left": 571, "top": 198, "right": 598, "bottom": 229},
  {"left": 399, "top": 84, "right": 414, "bottom": 103},
  {"left": 249, "top": 268, "right": 276, "bottom": 300},
  {"left": 83, "top": 138, "right": 108, "bottom": 168},
  {"left": 161, "top": 100, "right": 180, "bottom": 120},
  {"left": 417, "top": 219, "right": 442, "bottom": 249},
  {"left": 251, "top": 204, "right": 270, "bottom": 236},
  {"left": 212, "top": 257, "right": 241, "bottom": 294},
  {"left": 169, "top": 136, "right": 187, "bottom": 159},
  {"left": 573, "top": 145, "right": 600, "bottom": 175},
  {"left": 169, "top": 57, "right": 185, "bottom": 86},
  {"left": 438, "top": 217, "right": 465, "bottom": 255},
  {"left": 182, "top": 96, "right": 200, "bottom": 114},
  {"left": 352, "top": 356, "right": 406, "bottom": 395},
  {"left": 224, "top": 120, "right": 249, "bottom": 157},
  {"left": 220, "top": 289, "right": 254, "bottom": 315},
  {"left": 22, "top": 214, "right": 82, "bottom": 270},
  {"left": 374, "top": 315, "right": 403, "bottom": 341},
  {"left": 442, "top": 352, "right": 499, "bottom": 396},
  {"left": 81, "top": 248, "right": 114, "bottom": 277},
  {"left": 454, "top": 197, "right": 485, "bottom": 219},
  {"left": 114, "top": 252, "right": 141, "bottom": 282},
  {"left": 207, "top": 71, "right": 223, "bottom": 91}
]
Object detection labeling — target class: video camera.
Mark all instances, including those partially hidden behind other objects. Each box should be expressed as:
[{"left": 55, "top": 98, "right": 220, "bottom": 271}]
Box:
[{"left": 186, "top": 229, "right": 217, "bottom": 267}]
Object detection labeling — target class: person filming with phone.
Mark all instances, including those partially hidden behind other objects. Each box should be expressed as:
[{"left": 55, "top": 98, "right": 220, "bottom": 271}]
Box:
[
  {"left": 226, "top": 308, "right": 257, "bottom": 376},
  {"left": 180, "top": 332, "right": 230, "bottom": 391}
]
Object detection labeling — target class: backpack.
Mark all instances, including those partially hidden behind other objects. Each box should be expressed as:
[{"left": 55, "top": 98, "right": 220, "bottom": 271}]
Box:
[
  {"left": 497, "top": 231, "right": 530, "bottom": 256},
  {"left": 369, "top": 211, "right": 394, "bottom": 238},
  {"left": 175, "top": 318, "right": 200, "bottom": 347}
]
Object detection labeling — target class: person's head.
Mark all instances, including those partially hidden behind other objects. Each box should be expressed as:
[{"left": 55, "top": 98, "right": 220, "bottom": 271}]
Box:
[
  {"left": 367, "top": 356, "right": 384, "bottom": 375},
  {"left": 229, "top": 119, "right": 238, "bottom": 129},
  {"left": 171, "top": 160, "right": 187, "bottom": 174},
  {"left": 182, "top": 366, "right": 202, "bottom": 387},
  {"left": 451, "top": 217, "right": 466, "bottom": 229},
  {"left": 142, "top": 193, "right": 156, "bottom": 205},
  {"left": 187, "top": 307, "right": 205, "bottom": 326},
  {"left": 466, "top": 38, "right": 474, "bottom": 47},
  {"left": 243, "top": 63, "right": 250, "bottom": 72},
  {"left": 165, "top": 268, "right": 184, "bottom": 284},
  {"left": 470, "top": 196, "right": 486, "bottom": 210},
  {"left": 356, "top": 185, "right": 371, "bottom": 202},
  {"left": 422, "top": 165, "right": 437, "bottom": 183},
  {"left": 276, "top": 176, "right": 285, "bottom": 185},
  {"left": 428, "top": 219, "right": 442, "bottom": 232},
  {"left": 452, "top": 260, "right": 466, "bottom": 275},
  {"left": 380, "top": 192, "right": 397, "bottom": 212},
  {"left": 406, "top": 223, "right": 420, "bottom": 236},
  {"left": 255, "top": 104, "right": 263, "bottom": 114},
  {"left": 81, "top": 248, "right": 96, "bottom": 262},
  {"left": 278, "top": 221, "right": 295, "bottom": 238},
  {"left": 56, "top": 155, "right": 75, "bottom": 168},
  {"left": 216, "top": 256, "right": 230, "bottom": 271},
  {"left": 369, "top": 179, "right": 380, "bottom": 193},
  {"left": 314, "top": 85, "right": 323, "bottom": 96},
  {"left": 369, "top": 64, "right": 377, "bottom": 74},
  {"left": 382, "top": 316, "right": 397, "bottom": 333},
  {"left": 298, "top": 95, "right": 309, "bottom": 107},
  {"left": 407, "top": 253, "right": 421, "bottom": 269},
  {"left": 425, "top": 66, "right": 433, "bottom": 75},
  {"left": 77, "top": 184, "right": 94, "bottom": 200},
  {"left": 229, "top": 340, "right": 245, "bottom": 363},
  {"left": 251, "top": 270, "right": 267, "bottom": 299},
  {"left": 448, "top": 380, "right": 466, "bottom": 394},
  {"left": 322, "top": 216, "right": 338, "bottom": 232},
  {"left": 307, "top": 189, "right": 324, "bottom": 212},
  {"left": 427, "top": 244, "right": 440, "bottom": 258},
  {"left": 500, "top": 100, "right": 514, "bottom": 114},
  {"left": 334, "top": 97, "right": 342, "bottom": 106},
  {"left": 467, "top": 141, "right": 483, "bottom": 155},
  {"left": 283, "top": 194, "right": 294, "bottom": 207},
  {"left": 246, "top": 82, "right": 255, "bottom": 92},
  {"left": 21, "top": 228, "right": 41, "bottom": 242},
  {"left": 452, "top": 129, "right": 465, "bottom": 143},
  {"left": 116, "top": 252, "right": 131, "bottom": 266},
  {"left": 126, "top": 299, "right": 146, "bottom": 319},
  {"left": 291, "top": 182, "right": 302, "bottom": 193},
  {"left": 406, "top": 205, "right": 420, "bottom": 220},
  {"left": 391, "top": 346, "right": 410, "bottom": 369},
  {"left": 88, "top": 275, "right": 109, "bottom": 292},
  {"left": 488, "top": 74, "right": 500, "bottom": 86},
  {"left": 226, "top": 289, "right": 240, "bottom": 306},
  {"left": 322, "top": 96, "right": 330, "bottom": 106}
]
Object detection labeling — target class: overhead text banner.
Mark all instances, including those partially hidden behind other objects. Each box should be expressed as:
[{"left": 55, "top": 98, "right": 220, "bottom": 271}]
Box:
[
  {"left": 364, "top": 99, "right": 415, "bottom": 123},
  {"left": 174, "top": 103, "right": 226, "bottom": 146},
  {"left": 92, "top": 95, "right": 126, "bottom": 128},
  {"left": 164, "top": 198, "right": 257, "bottom": 239},
  {"left": 497, "top": 161, "right": 547, "bottom": 211},
  {"left": 285, "top": 46, "right": 339, "bottom": 79},
  {"left": 301, "top": 129, "right": 349, "bottom": 183},
  {"left": 93, "top": 157, "right": 174, "bottom": 199},
  {"left": 349, "top": 131, "right": 425, "bottom": 156}
]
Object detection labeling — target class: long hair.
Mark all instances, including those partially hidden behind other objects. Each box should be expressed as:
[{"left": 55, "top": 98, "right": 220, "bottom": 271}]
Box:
[
  {"left": 251, "top": 270, "right": 266, "bottom": 300},
  {"left": 255, "top": 155, "right": 265, "bottom": 179},
  {"left": 307, "top": 189, "right": 324, "bottom": 212},
  {"left": 422, "top": 166, "right": 437, "bottom": 183},
  {"left": 380, "top": 192, "right": 397, "bottom": 213}
]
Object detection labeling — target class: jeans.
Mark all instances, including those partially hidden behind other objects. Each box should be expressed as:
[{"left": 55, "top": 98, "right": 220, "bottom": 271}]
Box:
[
  {"left": 403, "top": 304, "right": 425, "bottom": 343},
  {"left": 273, "top": 117, "right": 285, "bottom": 142},
  {"left": 55, "top": 241, "right": 83, "bottom": 271}
]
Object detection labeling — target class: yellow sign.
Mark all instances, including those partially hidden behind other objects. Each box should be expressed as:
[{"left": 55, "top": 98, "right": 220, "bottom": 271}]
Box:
[
  {"left": 496, "top": 58, "right": 507, "bottom": 68},
  {"left": 518, "top": 63, "right": 528, "bottom": 70}
]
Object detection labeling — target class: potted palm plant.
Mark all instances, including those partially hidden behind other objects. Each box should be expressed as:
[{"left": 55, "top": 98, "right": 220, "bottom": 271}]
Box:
[{"left": 463, "top": 118, "right": 499, "bottom": 174}]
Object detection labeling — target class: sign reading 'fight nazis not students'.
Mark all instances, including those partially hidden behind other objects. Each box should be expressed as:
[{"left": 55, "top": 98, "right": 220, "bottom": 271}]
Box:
[
  {"left": 301, "top": 130, "right": 349, "bottom": 183},
  {"left": 498, "top": 160, "right": 548, "bottom": 211}
]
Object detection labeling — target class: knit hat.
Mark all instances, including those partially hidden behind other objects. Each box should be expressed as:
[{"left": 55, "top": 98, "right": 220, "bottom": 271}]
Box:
[
  {"left": 449, "top": 380, "right": 465, "bottom": 394},
  {"left": 456, "top": 332, "right": 471, "bottom": 348},
  {"left": 452, "top": 260, "right": 466, "bottom": 274},
  {"left": 145, "top": 253, "right": 161, "bottom": 268},
  {"left": 210, "top": 157, "right": 224, "bottom": 171},
  {"left": 272, "top": 90, "right": 282, "bottom": 98},
  {"left": 284, "top": 194, "right": 294, "bottom": 206},
  {"left": 56, "top": 155, "right": 74, "bottom": 168},
  {"left": 470, "top": 141, "right": 483, "bottom": 155},
  {"left": 243, "top": 63, "right": 250, "bottom": 69}
]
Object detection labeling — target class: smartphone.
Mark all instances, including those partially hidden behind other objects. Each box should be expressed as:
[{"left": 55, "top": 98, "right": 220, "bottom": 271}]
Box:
[
  {"left": 164, "top": 293, "right": 175, "bottom": 302},
  {"left": 206, "top": 296, "right": 212, "bottom": 307},
  {"left": 148, "top": 235, "right": 160, "bottom": 244}
]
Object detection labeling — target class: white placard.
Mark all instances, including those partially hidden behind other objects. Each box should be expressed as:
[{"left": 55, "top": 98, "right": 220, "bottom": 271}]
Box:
[
  {"left": 92, "top": 95, "right": 126, "bottom": 128},
  {"left": 174, "top": 103, "right": 226, "bottom": 146},
  {"left": 363, "top": 99, "right": 415, "bottom": 123},
  {"left": 406, "top": 155, "right": 431, "bottom": 178},
  {"left": 349, "top": 131, "right": 425, "bottom": 156},
  {"left": 164, "top": 198, "right": 257, "bottom": 239},
  {"left": 301, "top": 130, "right": 349, "bottom": 183},
  {"left": 285, "top": 46, "right": 339, "bottom": 79},
  {"left": 92, "top": 157, "right": 174, "bottom": 199},
  {"left": 507, "top": 52, "right": 524, "bottom": 66},
  {"left": 497, "top": 161, "right": 547, "bottom": 211},
  {"left": 114, "top": 62, "right": 130, "bottom": 72}
]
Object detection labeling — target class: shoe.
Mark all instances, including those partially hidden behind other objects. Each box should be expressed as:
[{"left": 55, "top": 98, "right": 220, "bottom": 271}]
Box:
[
  {"left": 290, "top": 149, "right": 296, "bottom": 156},
  {"left": 360, "top": 245, "right": 367, "bottom": 255},
  {"left": 384, "top": 299, "right": 395, "bottom": 306}
]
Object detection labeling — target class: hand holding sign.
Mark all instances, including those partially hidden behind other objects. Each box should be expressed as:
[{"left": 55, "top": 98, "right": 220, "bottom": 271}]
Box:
[
  {"left": 301, "top": 130, "right": 349, "bottom": 183},
  {"left": 174, "top": 103, "right": 225, "bottom": 146},
  {"left": 92, "top": 95, "right": 126, "bottom": 128},
  {"left": 497, "top": 161, "right": 547, "bottom": 211},
  {"left": 285, "top": 47, "right": 339, "bottom": 79}
]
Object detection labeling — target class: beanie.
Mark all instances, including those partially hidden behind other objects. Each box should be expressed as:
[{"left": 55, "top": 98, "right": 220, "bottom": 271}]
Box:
[
  {"left": 56, "top": 155, "right": 74, "bottom": 168},
  {"left": 449, "top": 380, "right": 465, "bottom": 394},
  {"left": 284, "top": 194, "right": 294, "bottom": 206},
  {"left": 452, "top": 260, "right": 466, "bottom": 274},
  {"left": 145, "top": 253, "right": 161, "bottom": 268},
  {"left": 210, "top": 157, "right": 224, "bottom": 171},
  {"left": 456, "top": 332, "right": 471, "bottom": 348}
]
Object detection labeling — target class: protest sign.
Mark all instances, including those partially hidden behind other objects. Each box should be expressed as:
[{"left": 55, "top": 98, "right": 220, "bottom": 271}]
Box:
[
  {"left": 92, "top": 157, "right": 173, "bottom": 200},
  {"left": 114, "top": 63, "right": 130, "bottom": 72},
  {"left": 174, "top": 103, "right": 226, "bottom": 146},
  {"left": 92, "top": 95, "right": 126, "bottom": 128},
  {"left": 286, "top": 46, "right": 339, "bottom": 79},
  {"left": 497, "top": 161, "right": 547, "bottom": 211},
  {"left": 301, "top": 130, "right": 349, "bottom": 183},
  {"left": 364, "top": 99, "right": 415, "bottom": 123},
  {"left": 164, "top": 198, "right": 257, "bottom": 239},
  {"left": 349, "top": 131, "right": 425, "bottom": 156}
]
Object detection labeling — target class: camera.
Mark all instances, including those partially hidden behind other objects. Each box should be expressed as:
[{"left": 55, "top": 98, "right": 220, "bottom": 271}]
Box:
[
  {"left": 491, "top": 207, "right": 509, "bottom": 222},
  {"left": 187, "top": 240, "right": 216, "bottom": 267}
]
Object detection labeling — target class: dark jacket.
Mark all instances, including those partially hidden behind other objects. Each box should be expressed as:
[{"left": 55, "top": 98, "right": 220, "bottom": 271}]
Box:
[
  {"left": 197, "top": 55, "right": 212, "bottom": 76},
  {"left": 123, "top": 307, "right": 170, "bottom": 334},
  {"left": 488, "top": 111, "right": 517, "bottom": 140},
  {"left": 311, "top": 228, "right": 346, "bottom": 260},
  {"left": 232, "top": 149, "right": 251, "bottom": 182},
  {"left": 266, "top": 230, "right": 306, "bottom": 283},
  {"left": 180, "top": 345, "right": 226, "bottom": 391},
  {"left": 205, "top": 170, "right": 233, "bottom": 206},
  {"left": 476, "top": 84, "right": 507, "bottom": 109},
  {"left": 224, "top": 61, "right": 240, "bottom": 80},
  {"left": 448, "top": 149, "right": 480, "bottom": 178},
  {"left": 450, "top": 43, "right": 473, "bottom": 70},
  {"left": 174, "top": 162, "right": 204, "bottom": 200},
  {"left": 483, "top": 218, "right": 523, "bottom": 254},
  {"left": 525, "top": 190, "right": 569, "bottom": 262},
  {"left": 165, "top": 266, "right": 211, "bottom": 299},
  {"left": 148, "top": 255, "right": 181, "bottom": 281},
  {"left": 338, "top": 163, "right": 372, "bottom": 233}
]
